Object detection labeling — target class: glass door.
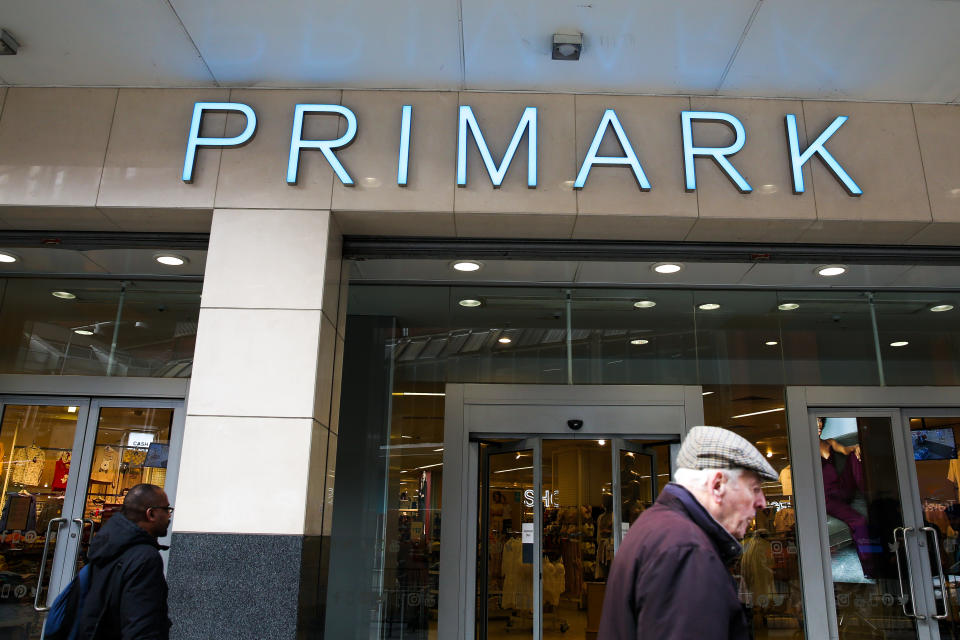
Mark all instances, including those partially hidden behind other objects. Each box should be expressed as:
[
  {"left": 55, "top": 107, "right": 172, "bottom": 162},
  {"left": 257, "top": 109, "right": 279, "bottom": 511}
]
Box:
[
  {"left": 479, "top": 439, "right": 540, "bottom": 640},
  {"left": 812, "top": 411, "right": 938, "bottom": 640},
  {"left": 0, "top": 396, "right": 182, "bottom": 639},
  {"left": 903, "top": 412, "right": 960, "bottom": 640},
  {"left": 476, "top": 437, "right": 675, "bottom": 640},
  {"left": 0, "top": 399, "right": 88, "bottom": 639}
]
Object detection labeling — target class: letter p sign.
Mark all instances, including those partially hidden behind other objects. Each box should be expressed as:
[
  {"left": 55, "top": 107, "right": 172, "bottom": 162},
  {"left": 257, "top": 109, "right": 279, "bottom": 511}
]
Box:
[{"left": 182, "top": 102, "right": 257, "bottom": 183}]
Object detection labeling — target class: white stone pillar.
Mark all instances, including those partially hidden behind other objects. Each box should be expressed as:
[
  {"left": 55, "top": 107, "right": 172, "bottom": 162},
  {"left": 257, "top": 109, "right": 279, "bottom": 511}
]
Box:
[{"left": 167, "top": 208, "right": 344, "bottom": 639}]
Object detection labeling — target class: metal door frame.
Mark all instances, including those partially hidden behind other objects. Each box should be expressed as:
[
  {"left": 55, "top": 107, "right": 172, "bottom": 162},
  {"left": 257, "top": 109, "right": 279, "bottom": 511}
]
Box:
[
  {"left": 786, "top": 386, "right": 960, "bottom": 640},
  {"left": 0, "top": 375, "right": 187, "bottom": 609},
  {"left": 438, "top": 383, "right": 704, "bottom": 639}
]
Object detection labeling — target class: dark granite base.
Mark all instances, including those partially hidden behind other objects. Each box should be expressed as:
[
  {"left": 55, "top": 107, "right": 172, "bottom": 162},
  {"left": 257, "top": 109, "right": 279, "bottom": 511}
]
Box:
[{"left": 167, "top": 532, "right": 327, "bottom": 640}]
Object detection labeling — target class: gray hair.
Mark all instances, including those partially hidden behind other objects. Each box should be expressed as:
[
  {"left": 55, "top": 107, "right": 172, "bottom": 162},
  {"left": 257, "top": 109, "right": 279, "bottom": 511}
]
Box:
[{"left": 673, "top": 467, "right": 745, "bottom": 492}]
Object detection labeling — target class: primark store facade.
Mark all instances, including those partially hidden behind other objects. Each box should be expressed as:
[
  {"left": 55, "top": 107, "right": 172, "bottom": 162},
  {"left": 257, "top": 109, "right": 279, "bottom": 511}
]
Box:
[{"left": 0, "top": 79, "right": 960, "bottom": 640}]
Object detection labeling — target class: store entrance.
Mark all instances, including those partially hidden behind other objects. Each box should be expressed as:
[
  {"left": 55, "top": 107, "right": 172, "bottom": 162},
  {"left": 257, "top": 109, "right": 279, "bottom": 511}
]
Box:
[
  {"left": 0, "top": 396, "right": 184, "bottom": 639},
  {"left": 476, "top": 436, "right": 675, "bottom": 640}
]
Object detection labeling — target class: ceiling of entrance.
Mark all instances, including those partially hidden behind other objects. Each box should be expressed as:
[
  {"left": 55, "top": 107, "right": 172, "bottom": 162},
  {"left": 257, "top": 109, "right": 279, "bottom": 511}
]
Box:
[{"left": 1, "top": 0, "right": 959, "bottom": 103}]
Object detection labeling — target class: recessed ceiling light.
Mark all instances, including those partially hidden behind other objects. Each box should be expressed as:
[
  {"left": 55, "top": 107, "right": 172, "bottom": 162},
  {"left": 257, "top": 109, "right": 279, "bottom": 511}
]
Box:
[
  {"left": 816, "top": 265, "right": 847, "bottom": 277},
  {"left": 498, "top": 337, "right": 512, "bottom": 344},
  {"left": 459, "top": 299, "right": 482, "bottom": 308},
  {"left": 451, "top": 260, "right": 482, "bottom": 272},
  {"left": 630, "top": 339, "right": 649, "bottom": 345},
  {"left": 597, "top": 439, "right": 606, "bottom": 446},
  {"left": 155, "top": 254, "right": 187, "bottom": 266},
  {"left": 698, "top": 303, "right": 720, "bottom": 311},
  {"left": 74, "top": 329, "right": 94, "bottom": 336},
  {"left": 633, "top": 300, "right": 656, "bottom": 309},
  {"left": 890, "top": 341, "right": 909, "bottom": 347},
  {"left": 652, "top": 262, "right": 683, "bottom": 274},
  {"left": 67, "top": 406, "right": 78, "bottom": 413},
  {"left": 0, "top": 251, "right": 18, "bottom": 263},
  {"left": 930, "top": 304, "right": 954, "bottom": 313},
  {"left": 778, "top": 303, "right": 800, "bottom": 311},
  {"left": 765, "top": 340, "right": 778, "bottom": 346},
  {"left": 766, "top": 450, "right": 773, "bottom": 458},
  {"left": 52, "top": 291, "right": 76, "bottom": 300}
]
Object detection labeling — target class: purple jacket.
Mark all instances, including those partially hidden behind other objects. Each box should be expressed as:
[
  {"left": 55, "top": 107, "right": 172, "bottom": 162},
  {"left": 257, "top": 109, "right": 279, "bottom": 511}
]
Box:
[{"left": 598, "top": 483, "right": 750, "bottom": 640}]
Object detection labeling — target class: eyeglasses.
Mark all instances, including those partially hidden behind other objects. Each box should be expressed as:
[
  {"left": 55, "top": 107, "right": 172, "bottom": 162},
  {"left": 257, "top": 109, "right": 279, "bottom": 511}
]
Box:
[{"left": 148, "top": 505, "right": 175, "bottom": 514}]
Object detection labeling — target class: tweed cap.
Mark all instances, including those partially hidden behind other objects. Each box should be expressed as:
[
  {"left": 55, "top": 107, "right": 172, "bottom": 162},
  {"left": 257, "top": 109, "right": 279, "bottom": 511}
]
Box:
[{"left": 676, "top": 426, "right": 778, "bottom": 480}]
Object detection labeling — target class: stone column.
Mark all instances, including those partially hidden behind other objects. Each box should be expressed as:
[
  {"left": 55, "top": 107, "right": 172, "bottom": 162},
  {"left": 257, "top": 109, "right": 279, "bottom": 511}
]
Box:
[{"left": 167, "top": 209, "right": 344, "bottom": 640}]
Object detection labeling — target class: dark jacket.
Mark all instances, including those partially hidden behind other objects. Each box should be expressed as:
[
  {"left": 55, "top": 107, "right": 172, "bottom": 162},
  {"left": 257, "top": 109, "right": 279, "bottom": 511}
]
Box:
[
  {"left": 598, "top": 483, "right": 750, "bottom": 640},
  {"left": 75, "top": 514, "right": 171, "bottom": 640}
]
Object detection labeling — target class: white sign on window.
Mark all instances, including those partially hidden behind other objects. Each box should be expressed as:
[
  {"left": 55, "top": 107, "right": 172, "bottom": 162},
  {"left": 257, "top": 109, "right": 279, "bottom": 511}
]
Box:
[
  {"left": 127, "top": 432, "right": 155, "bottom": 448},
  {"left": 521, "top": 522, "right": 534, "bottom": 544}
]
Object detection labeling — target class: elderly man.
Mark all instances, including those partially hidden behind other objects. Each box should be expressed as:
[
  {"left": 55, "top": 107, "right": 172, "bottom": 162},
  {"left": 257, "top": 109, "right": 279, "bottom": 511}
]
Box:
[{"left": 598, "top": 426, "right": 777, "bottom": 640}]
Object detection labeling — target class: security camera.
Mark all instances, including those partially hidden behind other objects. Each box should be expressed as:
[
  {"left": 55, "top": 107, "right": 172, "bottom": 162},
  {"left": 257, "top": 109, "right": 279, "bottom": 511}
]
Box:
[{"left": 567, "top": 419, "right": 584, "bottom": 431}]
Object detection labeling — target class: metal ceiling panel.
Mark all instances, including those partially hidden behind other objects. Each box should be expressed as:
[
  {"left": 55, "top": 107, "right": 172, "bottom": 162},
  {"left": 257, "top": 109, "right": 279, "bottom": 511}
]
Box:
[
  {"left": 721, "top": 0, "right": 960, "bottom": 102},
  {"left": 81, "top": 249, "right": 207, "bottom": 276},
  {"left": 0, "top": 1, "right": 215, "bottom": 86},
  {"left": 169, "top": 0, "right": 462, "bottom": 87},
  {"left": 461, "top": 0, "right": 758, "bottom": 93},
  {"left": 0, "top": 247, "right": 107, "bottom": 274}
]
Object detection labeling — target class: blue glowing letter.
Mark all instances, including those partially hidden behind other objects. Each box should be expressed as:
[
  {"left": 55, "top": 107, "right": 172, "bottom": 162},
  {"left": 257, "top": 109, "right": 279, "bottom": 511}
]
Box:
[
  {"left": 398, "top": 105, "right": 412, "bottom": 186},
  {"left": 287, "top": 104, "right": 357, "bottom": 186},
  {"left": 457, "top": 106, "right": 537, "bottom": 188},
  {"left": 182, "top": 102, "right": 256, "bottom": 183},
  {"left": 574, "top": 109, "right": 651, "bottom": 190},
  {"left": 786, "top": 114, "right": 862, "bottom": 196},
  {"left": 681, "top": 111, "right": 752, "bottom": 193}
]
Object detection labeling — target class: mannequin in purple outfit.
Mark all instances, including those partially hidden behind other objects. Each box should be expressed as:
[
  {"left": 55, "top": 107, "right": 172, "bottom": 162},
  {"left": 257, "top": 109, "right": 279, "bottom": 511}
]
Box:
[{"left": 818, "top": 418, "right": 876, "bottom": 577}]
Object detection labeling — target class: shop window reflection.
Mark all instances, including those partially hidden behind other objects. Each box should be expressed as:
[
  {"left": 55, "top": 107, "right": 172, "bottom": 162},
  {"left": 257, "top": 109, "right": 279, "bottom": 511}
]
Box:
[{"left": 703, "top": 385, "right": 805, "bottom": 640}]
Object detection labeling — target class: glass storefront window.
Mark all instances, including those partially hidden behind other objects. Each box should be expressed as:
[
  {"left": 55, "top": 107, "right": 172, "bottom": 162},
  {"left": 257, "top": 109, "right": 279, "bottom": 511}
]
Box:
[{"left": 0, "top": 278, "right": 200, "bottom": 377}]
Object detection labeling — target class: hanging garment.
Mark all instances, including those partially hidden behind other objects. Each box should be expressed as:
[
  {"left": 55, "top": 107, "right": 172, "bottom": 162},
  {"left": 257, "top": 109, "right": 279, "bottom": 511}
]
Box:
[
  {"left": 11, "top": 446, "right": 46, "bottom": 486},
  {"left": 90, "top": 445, "right": 119, "bottom": 483},
  {"left": 501, "top": 537, "right": 533, "bottom": 610},
  {"left": 779, "top": 466, "right": 793, "bottom": 496},
  {"left": 542, "top": 559, "right": 565, "bottom": 607},
  {"left": 52, "top": 453, "right": 71, "bottom": 490},
  {"left": 773, "top": 507, "right": 796, "bottom": 533}
]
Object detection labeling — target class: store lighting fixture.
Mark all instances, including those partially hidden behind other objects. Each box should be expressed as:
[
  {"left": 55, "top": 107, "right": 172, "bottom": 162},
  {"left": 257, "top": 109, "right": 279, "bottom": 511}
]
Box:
[
  {"left": 451, "top": 260, "right": 482, "bottom": 272},
  {"left": 765, "top": 340, "right": 778, "bottom": 346},
  {"left": 498, "top": 337, "right": 512, "bottom": 344},
  {"left": 155, "top": 254, "right": 187, "bottom": 266},
  {"left": 67, "top": 406, "right": 78, "bottom": 413},
  {"left": 633, "top": 300, "right": 656, "bottom": 309},
  {"left": 433, "top": 448, "right": 444, "bottom": 452},
  {"left": 778, "top": 303, "right": 800, "bottom": 311},
  {"left": 630, "top": 339, "right": 649, "bottom": 345},
  {"left": 51, "top": 291, "right": 76, "bottom": 300},
  {"left": 598, "top": 440, "right": 606, "bottom": 446},
  {"left": 930, "top": 304, "right": 954, "bottom": 313},
  {"left": 0, "top": 251, "right": 18, "bottom": 263},
  {"left": 459, "top": 299, "right": 482, "bottom": 308},
  {"left": 702, "top": 391, "right": 714, "bottom": 396},
  {"left": 766, "top": 451, "right": 773, "bottom": 458},
  {"left": 698, "top": 303, "right": 720, "bottom": 311},
  {"left": 417, "top": 463, "right": 443, "bottom": 470},
  {"left": 730, "top": 407, "right": 785, "bottom": 419},
  {"left": 652, "top": 262, "right": 683, "bottom": 274},
  {"left": 74, "top": 329, "right": 94, "bottom": 336},
  {"left": 493, "top": 465, "right": 533, "bottom": 474},
  {"left": 890, "top": 341, "right": 909, "bottom": 347},
  {"left": 816, "top": 265, "right": 847, "bottom": 277}
]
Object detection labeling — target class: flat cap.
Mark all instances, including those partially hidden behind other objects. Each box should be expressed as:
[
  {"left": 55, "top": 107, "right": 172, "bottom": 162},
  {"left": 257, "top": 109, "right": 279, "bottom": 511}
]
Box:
[{"left": 676, "top": 426, "right": 778, "bottom": 480}]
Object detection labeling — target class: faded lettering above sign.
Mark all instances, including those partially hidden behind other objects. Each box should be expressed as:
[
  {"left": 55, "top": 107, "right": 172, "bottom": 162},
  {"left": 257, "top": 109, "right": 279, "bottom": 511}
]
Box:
[{"left": 182, "top": 102, "right": 862, "bottom": 196}]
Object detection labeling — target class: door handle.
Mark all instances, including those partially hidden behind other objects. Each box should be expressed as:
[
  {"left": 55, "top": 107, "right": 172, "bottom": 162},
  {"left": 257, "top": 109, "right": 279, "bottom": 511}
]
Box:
[
  {"left": 900, "top": 527, "right": 926, "bottom": 620},
  {"left": 922, "top": 526, "right": 949, "bottom": 620},
  {"left": 893, "top": 527, "right": 913, "bottom": 618},
  {"left": 34, "top": 517, "right": 68, "bottom": 612},
  {"left": 71, "top": 518, "right": 96, "bottom": 567}
]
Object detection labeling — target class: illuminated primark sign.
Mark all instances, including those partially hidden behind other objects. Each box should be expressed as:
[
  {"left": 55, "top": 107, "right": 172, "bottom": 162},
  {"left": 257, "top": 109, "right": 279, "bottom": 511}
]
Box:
[{"left": 182, "top": 102, "right": 862, "bottom": 196}]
